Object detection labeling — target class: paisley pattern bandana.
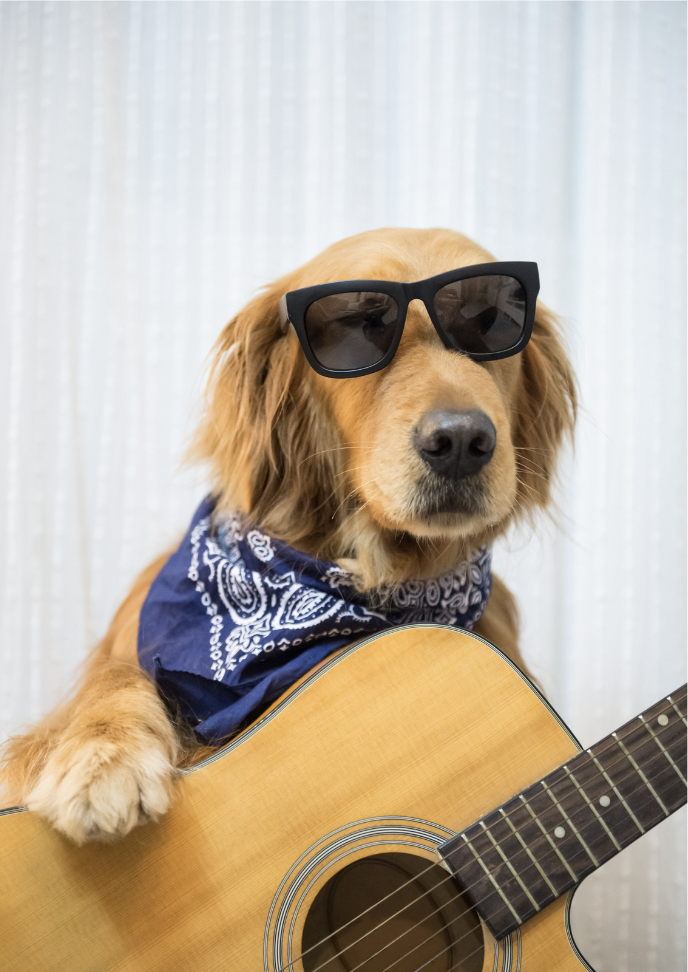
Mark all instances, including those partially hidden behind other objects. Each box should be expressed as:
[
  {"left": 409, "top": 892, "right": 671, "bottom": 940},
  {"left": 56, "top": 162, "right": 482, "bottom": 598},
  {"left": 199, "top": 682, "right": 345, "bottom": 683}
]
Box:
[{"left": 138, "top": 497, "right": 492, "bottom": 744}]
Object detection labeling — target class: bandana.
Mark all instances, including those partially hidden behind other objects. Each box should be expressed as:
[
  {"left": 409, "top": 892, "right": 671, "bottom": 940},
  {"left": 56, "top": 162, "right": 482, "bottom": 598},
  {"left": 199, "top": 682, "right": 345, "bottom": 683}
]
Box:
[{"left": 138, "top": 497, "right": 492, "bottom": 744}]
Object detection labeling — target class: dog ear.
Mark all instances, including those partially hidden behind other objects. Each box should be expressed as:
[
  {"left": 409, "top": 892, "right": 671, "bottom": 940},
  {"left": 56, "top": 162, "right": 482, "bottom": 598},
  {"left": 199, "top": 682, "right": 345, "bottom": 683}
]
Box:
[
  {"left": 190, "top": 282, "right": 343, "bottom": 549},
  {"left": 511, "top": 303, "right": 577, "bottom": 517}
]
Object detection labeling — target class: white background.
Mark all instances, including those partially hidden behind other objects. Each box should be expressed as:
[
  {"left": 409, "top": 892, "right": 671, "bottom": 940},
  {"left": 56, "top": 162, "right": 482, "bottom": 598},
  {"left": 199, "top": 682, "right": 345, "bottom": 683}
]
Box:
[{"left": 0, "top": 3, "right": 685, "bottom": 969}]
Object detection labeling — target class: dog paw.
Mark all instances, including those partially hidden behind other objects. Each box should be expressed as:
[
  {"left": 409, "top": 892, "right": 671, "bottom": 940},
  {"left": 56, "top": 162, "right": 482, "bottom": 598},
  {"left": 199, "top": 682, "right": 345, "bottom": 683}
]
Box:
[{"left": 26, "top": 733, "right": 177, "bottom": 844}]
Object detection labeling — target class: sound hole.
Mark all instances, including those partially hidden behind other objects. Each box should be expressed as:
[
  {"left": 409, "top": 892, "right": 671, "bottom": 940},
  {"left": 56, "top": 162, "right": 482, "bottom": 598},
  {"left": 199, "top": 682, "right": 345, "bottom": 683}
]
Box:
[{"left": 301, "top": 852, "right": 484, "bottom": 972}]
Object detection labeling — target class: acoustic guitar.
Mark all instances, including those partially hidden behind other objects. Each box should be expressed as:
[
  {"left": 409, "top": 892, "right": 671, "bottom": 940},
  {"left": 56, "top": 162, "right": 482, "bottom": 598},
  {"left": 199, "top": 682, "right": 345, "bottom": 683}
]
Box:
[{"left": 0, "top": 625, "right": 685, "bottom": 971}]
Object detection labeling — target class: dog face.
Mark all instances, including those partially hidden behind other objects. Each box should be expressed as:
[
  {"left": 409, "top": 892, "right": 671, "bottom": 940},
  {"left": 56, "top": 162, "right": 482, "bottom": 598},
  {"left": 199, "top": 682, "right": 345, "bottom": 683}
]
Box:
[{"left": 191, "top": 228, "right": 576, "bottom": 587}]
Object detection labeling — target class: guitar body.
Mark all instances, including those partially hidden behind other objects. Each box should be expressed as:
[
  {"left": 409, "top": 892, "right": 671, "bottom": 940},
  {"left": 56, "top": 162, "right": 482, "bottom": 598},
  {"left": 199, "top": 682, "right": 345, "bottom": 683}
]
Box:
[{"left": 0, "top": 626, "right": 594, "bottom": 971}]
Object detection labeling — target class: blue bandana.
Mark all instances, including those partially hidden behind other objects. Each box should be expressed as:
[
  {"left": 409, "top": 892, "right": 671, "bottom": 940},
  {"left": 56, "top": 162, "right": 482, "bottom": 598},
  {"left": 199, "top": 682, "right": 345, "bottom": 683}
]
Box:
[{"left": 138, "top": 497, "right": 492, "bottom": 744}]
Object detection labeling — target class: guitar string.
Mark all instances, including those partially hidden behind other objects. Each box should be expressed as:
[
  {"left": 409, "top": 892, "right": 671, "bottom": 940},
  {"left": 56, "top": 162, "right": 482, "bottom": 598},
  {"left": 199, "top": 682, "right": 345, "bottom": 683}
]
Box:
[
  {"left": 275, "top": 700, "right": 686, "bottom": 972},
  {"left": 393, "top": 723, "right": 683, "bottom": 972},
  {"left": 352, "top": 888, "right": 483, "bottom": 972},
  {"left": 329, "top": 884, "right": 480, "bottom": 972},
  {"left": 286, "top": 727, "right": 687, "bottom": 972},
  {"left": 288, "top": 691, "right": 685, "bottom": 968},
  {"left": 308, "top": 778, "right": 686, "bottom": 972},
  {"left": 408, "top": 929, "right": 482, "bottom": 972},
  {"left": 385, "top": 906, "right": 525, "bottom": 972},
  {"left": 323, "top": 753, "right": 688, "bottom": 972},
  {"left": 306, "top": 864, "right": 482, "bottom": 972},
  {"left": 313, "top": 722, "right": 688, "bottom": 972},
  {"left": 273, "top": 696, "right": 685, "bottom": 972}
]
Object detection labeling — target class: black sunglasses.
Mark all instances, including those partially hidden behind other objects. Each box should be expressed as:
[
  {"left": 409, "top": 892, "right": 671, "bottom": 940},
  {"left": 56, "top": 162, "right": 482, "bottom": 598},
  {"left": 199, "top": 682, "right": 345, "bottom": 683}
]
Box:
[{"left": 279, "top": 261, "right": 539, "bottom": 379}]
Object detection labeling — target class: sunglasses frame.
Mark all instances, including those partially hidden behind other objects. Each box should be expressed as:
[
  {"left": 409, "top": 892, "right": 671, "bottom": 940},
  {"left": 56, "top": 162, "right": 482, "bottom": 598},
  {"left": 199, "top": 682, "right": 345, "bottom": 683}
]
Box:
[{"left": 279, "top": 261, "right": 540, "bottom": 379}]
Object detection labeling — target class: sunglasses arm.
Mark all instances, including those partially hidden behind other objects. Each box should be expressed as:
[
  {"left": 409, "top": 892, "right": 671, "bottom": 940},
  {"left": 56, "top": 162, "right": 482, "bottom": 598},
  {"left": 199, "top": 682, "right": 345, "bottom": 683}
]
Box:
[{"left": 278, "top": 294, "right": 291, "bottom": 333}]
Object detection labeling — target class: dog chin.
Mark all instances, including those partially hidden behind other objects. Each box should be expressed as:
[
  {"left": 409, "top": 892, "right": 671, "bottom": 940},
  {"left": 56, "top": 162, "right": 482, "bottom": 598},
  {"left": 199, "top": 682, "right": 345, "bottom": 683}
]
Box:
[
  {"left": 397, "top": 477, "right": 502, "bottom": 539},
  {"left": 400, "top": 514, "right": 491, "bottom": 541}
]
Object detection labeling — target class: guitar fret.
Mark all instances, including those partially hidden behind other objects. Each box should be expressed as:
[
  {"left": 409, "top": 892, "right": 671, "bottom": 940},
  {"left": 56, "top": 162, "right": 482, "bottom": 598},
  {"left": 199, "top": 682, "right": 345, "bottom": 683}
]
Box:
[
  {"left": 517, "top": 776, "right": 607, "bottom": 883},
  {"left": 439, "top": 802, "right": 563, "bottom": 939},
  {"left": 462, "top": 816, "right": 548, "bottom": 917},
  {"left": 589, "top": 752, "right": 646, "bottom": 834},
  {"left": 478, "top": 821, "right": 541, "bottom": 913},
  {"left": 598, "top": 713, "right": 686, "bottom": 823},
  {"left": 461, "top": 832, "right": 522, "bottom": 923},
  {"left": 612, "top": 732, "right": 669, "bottom": 816},
  {"left": 668, "top": 694, "right": 687, "bottom": 725},
  {"left": 518, "top": 795, "right": 579, "bottom": 882},
  {"left": 564, "top": 765, "right": 622, "bottom": 852},
  {"left": 497, "top": 806, "right": 559, "bottom": 897},
  {"left": 560, "top": 753, "right": 638, "bottom": 853},
  {"left": 537, "top": 762, "right": 619, "bottom": 870},
  {"left": 540, "top": 779, "right": 599, "bottom": 866},
  {"left": 494, "top": 801, "right": 570, "bottom": 896},
  {"left": 639, "top": 714, "right": 687, "bottom": 785}
]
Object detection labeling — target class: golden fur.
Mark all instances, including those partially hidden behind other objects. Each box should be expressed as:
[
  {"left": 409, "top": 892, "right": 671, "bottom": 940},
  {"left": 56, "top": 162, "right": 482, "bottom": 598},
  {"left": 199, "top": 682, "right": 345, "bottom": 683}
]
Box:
[{"left": 0, "top": 228, "right": 576, "bottom": 843}]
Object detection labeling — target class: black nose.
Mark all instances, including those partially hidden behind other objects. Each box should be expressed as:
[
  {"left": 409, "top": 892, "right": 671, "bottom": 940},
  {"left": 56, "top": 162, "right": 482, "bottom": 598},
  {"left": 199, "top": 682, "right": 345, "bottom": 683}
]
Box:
[{"left": 414, "top": 409, "right": 497, "bottom": 480}]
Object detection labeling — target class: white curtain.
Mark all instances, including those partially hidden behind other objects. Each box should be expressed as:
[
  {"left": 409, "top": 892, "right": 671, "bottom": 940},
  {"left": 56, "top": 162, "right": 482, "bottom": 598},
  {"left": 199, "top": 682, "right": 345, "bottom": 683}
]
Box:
[{"left": 0, "top": 3, "right": 685, "bottom": 969}]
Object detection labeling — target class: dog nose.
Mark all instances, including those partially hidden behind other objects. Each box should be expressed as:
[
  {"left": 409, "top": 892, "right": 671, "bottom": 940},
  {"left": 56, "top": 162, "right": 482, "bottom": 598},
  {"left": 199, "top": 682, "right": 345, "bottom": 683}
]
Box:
[{"left": 414, "top": 409, "right": 496, "bottom": 479}]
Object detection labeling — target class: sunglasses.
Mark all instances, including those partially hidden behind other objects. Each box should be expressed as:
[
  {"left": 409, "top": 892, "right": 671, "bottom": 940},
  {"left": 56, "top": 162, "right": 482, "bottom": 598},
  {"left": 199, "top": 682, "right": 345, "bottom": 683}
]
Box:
[{"left": 279, "top": 261, "right": 539, "bottom": 379}]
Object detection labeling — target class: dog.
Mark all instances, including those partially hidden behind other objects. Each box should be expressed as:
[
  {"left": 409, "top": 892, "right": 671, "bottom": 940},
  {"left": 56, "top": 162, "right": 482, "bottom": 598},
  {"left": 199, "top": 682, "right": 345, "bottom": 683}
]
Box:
[{"left": 0, "top": 227, "right": 576, "bottom": 844}]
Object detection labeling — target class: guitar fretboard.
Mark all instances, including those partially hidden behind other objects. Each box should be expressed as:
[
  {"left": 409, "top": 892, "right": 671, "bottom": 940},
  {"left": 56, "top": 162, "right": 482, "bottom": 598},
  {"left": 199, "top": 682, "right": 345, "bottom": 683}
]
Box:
[{"left": 438, "top": 685, "right": 687, "bottom": 941}]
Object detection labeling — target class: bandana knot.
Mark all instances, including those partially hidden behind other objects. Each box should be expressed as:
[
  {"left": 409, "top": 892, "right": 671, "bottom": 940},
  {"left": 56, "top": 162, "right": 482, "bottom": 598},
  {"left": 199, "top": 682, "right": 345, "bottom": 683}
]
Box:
[{"left": 138, "top": 497, "right": 492, "bottom": 743}]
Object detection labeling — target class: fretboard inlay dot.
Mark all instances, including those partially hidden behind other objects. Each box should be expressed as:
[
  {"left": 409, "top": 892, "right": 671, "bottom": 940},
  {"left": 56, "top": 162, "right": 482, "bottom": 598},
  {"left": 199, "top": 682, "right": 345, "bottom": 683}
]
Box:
[
  {"left": 554, "top": 826, "right": 566, "bottom": 839},
  {"left": 599, "top": 795, "right": 611, "bottom": 807},
  {"left": 657, "top": 714, "right": 669, "bottom": 726}
]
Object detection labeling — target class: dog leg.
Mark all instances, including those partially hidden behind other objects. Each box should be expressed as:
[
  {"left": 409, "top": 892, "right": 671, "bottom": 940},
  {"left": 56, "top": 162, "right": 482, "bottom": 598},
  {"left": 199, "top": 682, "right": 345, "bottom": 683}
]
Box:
[{"left": 6, "top": 661, "right": 179, "bottom": 844}]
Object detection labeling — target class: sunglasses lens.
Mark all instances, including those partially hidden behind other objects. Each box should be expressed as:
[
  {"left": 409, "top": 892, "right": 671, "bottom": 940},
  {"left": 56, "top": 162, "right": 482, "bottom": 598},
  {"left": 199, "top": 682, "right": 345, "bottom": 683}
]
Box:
[
  {"left": 433, "top": 275, "right": 527, "bottom": 355},
  {"left": 305, "top": 292, "right": 399, "bottom": 371}
]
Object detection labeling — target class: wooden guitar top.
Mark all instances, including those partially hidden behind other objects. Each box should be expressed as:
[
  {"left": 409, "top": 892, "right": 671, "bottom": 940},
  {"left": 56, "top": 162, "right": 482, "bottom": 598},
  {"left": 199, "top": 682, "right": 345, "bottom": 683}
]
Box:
[{"left": 0, "top": 625, "right": 591, "bottom": 971}]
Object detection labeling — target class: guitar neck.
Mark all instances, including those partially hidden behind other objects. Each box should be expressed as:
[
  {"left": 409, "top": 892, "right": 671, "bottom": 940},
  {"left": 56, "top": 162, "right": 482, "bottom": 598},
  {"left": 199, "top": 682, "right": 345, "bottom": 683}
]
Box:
[{"left": 439, "top": 684, "right": 687, "bottom": 941}]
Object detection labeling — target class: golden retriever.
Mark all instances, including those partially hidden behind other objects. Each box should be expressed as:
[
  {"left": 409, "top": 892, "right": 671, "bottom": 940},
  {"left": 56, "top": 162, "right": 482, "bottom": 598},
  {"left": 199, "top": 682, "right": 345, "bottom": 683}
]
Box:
[{"left": 0, "top": 227, "right": 576, "bottom": 843}]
